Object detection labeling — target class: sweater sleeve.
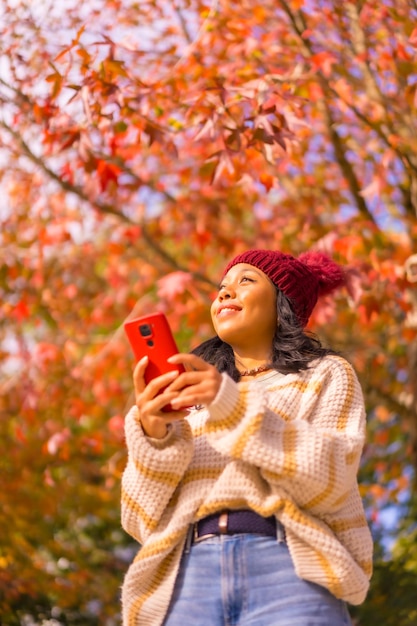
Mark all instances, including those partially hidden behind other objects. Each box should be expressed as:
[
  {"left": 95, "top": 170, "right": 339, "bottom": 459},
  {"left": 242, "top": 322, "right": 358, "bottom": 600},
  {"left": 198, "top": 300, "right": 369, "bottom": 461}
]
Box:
[
  {"left": 121, "top": 406, "right": 194, "bottom": 544},
  {"left": 205, "top": 356, "right": 366, "bottom": 515}
]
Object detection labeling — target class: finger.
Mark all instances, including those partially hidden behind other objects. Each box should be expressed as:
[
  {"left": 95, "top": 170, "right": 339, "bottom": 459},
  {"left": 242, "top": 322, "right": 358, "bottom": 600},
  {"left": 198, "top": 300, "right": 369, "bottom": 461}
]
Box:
[
  {"left": 141, "top": 390, "right": 190, "bottom": 417},
  {"left": 170, "top": 394, "right": 200, "bottom": 410},
  {"left": 165, "top": 370, "right": 209, "bottom": 393},
  {"left": 167, "top": 353, "right": 211, "bottom": 371},
  {"left": 142, "top": 369, "right": 180, "bottom": 400},
  {"left": 169, "top": 374, "right": 222, "bottom": 409},
  {"left": 133, "top": 356, "right": 149, "bottom": 395},
  {"left": 168, "top": 388, "right": 206, "bottom": 410}
]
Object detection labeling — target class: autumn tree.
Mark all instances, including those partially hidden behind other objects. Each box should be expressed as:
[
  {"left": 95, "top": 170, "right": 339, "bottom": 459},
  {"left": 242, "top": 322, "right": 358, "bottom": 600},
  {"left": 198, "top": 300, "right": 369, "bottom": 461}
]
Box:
[{"left": 1, "top": 0, "right": 417, "bottom": 623}]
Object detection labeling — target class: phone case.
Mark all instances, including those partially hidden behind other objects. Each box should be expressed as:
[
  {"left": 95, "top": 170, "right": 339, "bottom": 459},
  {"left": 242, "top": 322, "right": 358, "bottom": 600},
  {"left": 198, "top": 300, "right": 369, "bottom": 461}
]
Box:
[{"left": 124, "top": 312, "right": 186, "bottom": 411}]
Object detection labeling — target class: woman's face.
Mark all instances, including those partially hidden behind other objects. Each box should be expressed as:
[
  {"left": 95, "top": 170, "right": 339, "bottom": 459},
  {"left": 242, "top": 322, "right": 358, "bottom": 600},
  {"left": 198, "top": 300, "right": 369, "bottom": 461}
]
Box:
[{"left": 210, "top": 263, "right": 277, "bottom": 354}]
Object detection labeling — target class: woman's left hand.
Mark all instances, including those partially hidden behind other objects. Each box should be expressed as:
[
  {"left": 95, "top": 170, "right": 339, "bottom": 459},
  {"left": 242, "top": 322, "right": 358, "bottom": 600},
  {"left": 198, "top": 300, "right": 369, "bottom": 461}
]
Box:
[{"left": 165, "top": 353, "right": 223, "bottom": 410}]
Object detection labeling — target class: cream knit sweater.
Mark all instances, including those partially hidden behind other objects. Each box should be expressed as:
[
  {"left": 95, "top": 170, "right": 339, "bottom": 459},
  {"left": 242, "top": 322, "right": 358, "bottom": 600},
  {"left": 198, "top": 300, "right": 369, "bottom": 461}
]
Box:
[{"left": 121, "top": 355, "right": 373, "bottom": 626}]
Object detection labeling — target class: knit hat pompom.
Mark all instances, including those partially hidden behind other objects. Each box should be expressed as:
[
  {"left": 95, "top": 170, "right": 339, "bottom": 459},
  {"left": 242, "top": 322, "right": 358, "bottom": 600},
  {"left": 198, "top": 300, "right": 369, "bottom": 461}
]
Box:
[
  {"left": 297, "top": 251, "right": 346, "bottom": 297},
  {"left": 222, "top": 249, "right": 346, "bottom": 326}
]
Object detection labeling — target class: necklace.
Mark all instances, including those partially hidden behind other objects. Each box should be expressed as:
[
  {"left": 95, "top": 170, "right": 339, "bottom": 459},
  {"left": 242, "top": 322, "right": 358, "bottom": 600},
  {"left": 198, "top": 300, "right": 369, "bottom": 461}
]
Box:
[{"left": 238, "top": 364, "right": 272, "bottom": 377}]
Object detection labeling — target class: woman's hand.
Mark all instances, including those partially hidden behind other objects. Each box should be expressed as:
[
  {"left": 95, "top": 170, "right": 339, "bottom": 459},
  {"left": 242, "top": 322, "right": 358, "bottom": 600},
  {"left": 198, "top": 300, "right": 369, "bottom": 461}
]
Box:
[
  {"left": 165, "top": 353, "right": 223, "bottom": 410},
  {"left": 133, "top": 356, "right": 190, "bottom": 439},
  {"left": 133, "top": 353, "right": 222, "bottom": 439}
]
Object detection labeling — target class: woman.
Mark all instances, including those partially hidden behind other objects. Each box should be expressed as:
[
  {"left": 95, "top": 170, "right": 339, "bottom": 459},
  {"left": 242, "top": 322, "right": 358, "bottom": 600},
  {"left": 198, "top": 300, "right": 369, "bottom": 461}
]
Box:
[{"left": 121, "top": 249, "right": 373, "bottom": 626}]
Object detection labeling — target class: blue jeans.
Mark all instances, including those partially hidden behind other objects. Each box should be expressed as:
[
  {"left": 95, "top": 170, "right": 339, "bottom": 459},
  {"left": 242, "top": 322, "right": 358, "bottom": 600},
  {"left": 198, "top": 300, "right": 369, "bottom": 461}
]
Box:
[{"left": 164, "top": 534, "right": 352, "bottom": 626}]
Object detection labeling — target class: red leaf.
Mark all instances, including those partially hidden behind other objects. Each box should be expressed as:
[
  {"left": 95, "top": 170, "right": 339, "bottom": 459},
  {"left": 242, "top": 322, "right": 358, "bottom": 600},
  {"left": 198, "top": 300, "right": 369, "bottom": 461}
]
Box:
[
  {"left": 310, "top": 52, "right": 337, "bottom": 77},
  {"left": 13, "top": 300, "right": 30, "bottom": 321},
  {"left": 96, "top": 160, "right": 120, "bottom": 191}
]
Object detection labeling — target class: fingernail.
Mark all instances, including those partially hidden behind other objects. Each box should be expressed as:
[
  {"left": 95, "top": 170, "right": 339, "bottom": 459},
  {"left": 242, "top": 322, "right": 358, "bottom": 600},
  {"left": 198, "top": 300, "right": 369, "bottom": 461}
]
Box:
[{"left": 139, "top": 355, "right": 148, "bottom": 364}]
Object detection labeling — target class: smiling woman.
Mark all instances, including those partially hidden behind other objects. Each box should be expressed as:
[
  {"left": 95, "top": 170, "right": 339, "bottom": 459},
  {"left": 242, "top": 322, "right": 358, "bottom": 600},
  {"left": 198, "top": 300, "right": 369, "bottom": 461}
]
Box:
[
  {"left": 210, "top": 264, "right": 278, "bottom": 362},
  {"left": 120, "top": 248, "right": 373, "bottom": 626}
]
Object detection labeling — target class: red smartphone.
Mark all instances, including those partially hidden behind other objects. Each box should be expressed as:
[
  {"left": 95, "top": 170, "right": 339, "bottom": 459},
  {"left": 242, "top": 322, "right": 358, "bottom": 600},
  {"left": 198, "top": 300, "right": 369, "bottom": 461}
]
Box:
[{"left": 124, "top": 312, "right": 186, "bottom": 411}]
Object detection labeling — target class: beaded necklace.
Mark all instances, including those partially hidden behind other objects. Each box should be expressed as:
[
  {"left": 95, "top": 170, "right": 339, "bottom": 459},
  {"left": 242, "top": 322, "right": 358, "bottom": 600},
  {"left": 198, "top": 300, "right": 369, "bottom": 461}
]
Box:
[{"left": 238, "top": 364, "right": 272, "bottom": 377}]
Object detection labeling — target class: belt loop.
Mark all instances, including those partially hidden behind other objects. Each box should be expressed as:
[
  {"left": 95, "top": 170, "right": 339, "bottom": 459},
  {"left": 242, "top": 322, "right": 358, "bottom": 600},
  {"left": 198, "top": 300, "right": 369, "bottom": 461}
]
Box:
[
  {"left": 218, "top": 511, "right": 228, "bottom": 534},
  {"left": 276, "top": 521, "right": 285, "bottom": 544},
  {"left": 185, "top": 524, "right": 193, "bottom": 554}
]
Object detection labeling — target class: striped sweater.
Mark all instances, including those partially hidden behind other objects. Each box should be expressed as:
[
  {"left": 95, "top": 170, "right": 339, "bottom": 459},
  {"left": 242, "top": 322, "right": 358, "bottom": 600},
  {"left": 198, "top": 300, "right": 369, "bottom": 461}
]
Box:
[{"left": 121, "top": 355, "right": 373, "bottom": 626}]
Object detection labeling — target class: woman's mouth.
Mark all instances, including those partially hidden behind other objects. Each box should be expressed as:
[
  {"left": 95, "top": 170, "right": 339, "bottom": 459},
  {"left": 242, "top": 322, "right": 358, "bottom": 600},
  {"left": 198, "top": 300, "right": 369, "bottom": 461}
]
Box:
[{"left": 217, "top": 306, "right": 241, "bottom": 317}]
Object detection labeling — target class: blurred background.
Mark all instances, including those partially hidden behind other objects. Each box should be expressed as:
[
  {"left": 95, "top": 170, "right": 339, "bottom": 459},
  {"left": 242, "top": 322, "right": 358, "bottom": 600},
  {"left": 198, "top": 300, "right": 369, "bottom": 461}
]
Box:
[{"left": 1, "top": 0, "right": 417, "bottom": 624}]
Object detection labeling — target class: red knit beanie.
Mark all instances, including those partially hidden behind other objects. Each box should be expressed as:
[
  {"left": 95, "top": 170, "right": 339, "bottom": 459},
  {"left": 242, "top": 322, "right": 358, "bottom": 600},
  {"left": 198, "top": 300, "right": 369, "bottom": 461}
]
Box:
[{"left": 222, "top": 249, "right": 346, "bottom": 327}]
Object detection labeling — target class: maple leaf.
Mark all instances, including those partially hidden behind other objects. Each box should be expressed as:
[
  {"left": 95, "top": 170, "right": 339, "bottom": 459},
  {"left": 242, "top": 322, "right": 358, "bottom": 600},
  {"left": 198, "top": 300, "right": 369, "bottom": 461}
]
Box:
[
  {"left": 409, "top": 27, "right": 417, "bottom": 48},
  {"left": 12, "top": 300, "right": 30, "bottom": 321},
  {"left": 310, "top": 51, "right": 338, "bottom": 77},
  {"left": 157, "top": 271, "right": 193, "bottom": 300}
]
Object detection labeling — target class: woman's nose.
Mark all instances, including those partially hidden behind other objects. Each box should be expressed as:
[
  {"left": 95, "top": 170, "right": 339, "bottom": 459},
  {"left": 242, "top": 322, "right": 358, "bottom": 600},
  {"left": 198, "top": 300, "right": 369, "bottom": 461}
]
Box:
[{"left": 219, "top": 285, "right": 235, "bottom": 300}]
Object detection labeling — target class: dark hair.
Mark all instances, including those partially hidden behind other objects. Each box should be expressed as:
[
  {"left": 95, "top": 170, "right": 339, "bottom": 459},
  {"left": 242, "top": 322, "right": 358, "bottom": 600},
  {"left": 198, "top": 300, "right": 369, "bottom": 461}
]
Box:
[{"left": 192, "top": 289, "right": 338, "bottom": 381}]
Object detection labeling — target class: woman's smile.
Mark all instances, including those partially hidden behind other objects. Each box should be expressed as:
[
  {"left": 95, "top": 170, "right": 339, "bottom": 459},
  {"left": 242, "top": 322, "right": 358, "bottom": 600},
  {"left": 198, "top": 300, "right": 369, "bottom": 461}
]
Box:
[{"left": 216, "top": 304, "right": 242, "bottom": 317}]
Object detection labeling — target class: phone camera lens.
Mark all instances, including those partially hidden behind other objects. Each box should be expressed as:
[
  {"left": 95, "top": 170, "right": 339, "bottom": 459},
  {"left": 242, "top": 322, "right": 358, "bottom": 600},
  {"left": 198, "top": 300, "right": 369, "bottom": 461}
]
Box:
[{"left": 139, "top": 324, "right": 152, "bottom": 337}]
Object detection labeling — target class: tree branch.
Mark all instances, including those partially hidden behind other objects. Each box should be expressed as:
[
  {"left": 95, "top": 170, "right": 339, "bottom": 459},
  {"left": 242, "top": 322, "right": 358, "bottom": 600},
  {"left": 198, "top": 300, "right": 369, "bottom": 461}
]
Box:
[
  {"left": 277, "top": 3, "right": 376, "bottom": 221},
  {"left": 344, "top": 3, "right": 417, "bottom": 170},
  {"left": 173, "top": 1, "right": 194, "bottom": 45},
  {"left": 276, "top": 0, "right": 417, "bottom": 172},
  {"left": 344, "top": 3, "right": 387, "bottom": 108},
  {"left": 276, "top": 0, "right": 310, "bottom": 55},
  {"left": 321, "top": 100, "right": 377, "bottom": 223},
  {"left": 171, "top": 0, "right": 219, "bottom": 69},
  {"left": 0, "top": 76, "right": 33, "bottom": 107},
  {"left": 399, "top": 175, "right": 417, "bottom": 219},
  {"left": 0, "top": 120, "right": 216, "bottom": 287},
  {"left": 277, "top": 0, "right": 417, "bottom": 219}
]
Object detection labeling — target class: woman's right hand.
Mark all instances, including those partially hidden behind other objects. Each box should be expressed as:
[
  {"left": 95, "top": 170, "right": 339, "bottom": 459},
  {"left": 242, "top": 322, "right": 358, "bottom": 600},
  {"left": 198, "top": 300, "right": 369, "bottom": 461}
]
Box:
[{"left": 133, "top": 356, "right": 190, "bottom": 439}]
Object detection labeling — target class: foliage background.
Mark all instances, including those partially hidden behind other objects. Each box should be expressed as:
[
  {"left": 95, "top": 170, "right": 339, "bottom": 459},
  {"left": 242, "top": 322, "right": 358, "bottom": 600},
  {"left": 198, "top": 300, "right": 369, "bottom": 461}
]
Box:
[{"left": 1, "top": 0, "right": 417, "bottom": 624}]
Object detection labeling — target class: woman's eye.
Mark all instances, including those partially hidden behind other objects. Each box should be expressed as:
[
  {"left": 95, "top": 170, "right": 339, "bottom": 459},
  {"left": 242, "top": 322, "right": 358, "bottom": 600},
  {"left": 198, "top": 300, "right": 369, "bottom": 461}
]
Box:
[{"left": 241, "top": 276, "right": 254, "bottom": 283}]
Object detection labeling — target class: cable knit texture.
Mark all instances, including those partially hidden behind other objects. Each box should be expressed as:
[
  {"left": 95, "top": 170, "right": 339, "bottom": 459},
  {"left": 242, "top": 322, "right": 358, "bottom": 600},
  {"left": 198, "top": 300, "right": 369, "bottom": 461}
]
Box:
[{"left": 121, "top": 355, "right": 373, "bottom": 626}]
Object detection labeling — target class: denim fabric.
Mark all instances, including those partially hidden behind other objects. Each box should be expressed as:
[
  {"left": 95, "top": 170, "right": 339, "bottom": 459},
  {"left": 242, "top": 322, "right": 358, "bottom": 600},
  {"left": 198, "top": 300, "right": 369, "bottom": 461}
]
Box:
[{"left": 163, "top": 534, "right": 352, "bottom": 626}]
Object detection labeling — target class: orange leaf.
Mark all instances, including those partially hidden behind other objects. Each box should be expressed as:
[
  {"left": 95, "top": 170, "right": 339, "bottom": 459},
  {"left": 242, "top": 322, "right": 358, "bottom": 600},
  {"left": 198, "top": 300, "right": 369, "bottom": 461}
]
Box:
[{"left": 409, "top": 27, "right": 417, "bottom": 47}]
